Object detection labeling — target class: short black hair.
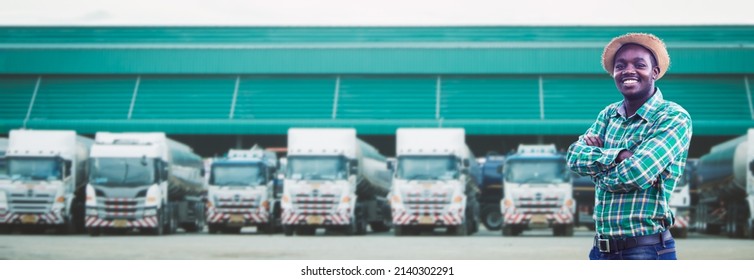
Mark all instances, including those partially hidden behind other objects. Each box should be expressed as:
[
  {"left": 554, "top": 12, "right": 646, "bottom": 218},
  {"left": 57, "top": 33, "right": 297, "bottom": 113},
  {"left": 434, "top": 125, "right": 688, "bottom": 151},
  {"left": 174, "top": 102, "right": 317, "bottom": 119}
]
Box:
[{"left": 616, "top": 43, "right": 658, "bottom": 68}]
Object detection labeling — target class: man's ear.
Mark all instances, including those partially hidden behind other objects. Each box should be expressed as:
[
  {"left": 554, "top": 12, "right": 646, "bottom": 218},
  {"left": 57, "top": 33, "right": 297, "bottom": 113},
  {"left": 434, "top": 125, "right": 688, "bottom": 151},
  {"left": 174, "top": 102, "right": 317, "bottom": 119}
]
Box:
[{"left": 652, "top": 66, "right": 660, "bottom": 80}]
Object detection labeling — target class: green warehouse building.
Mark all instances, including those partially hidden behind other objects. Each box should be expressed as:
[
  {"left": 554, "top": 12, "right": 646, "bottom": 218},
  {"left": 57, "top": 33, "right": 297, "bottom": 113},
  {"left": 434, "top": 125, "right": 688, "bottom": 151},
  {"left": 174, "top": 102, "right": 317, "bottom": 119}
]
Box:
[{"left": 1, "top": 26, "right": 753, "bottom": 156}]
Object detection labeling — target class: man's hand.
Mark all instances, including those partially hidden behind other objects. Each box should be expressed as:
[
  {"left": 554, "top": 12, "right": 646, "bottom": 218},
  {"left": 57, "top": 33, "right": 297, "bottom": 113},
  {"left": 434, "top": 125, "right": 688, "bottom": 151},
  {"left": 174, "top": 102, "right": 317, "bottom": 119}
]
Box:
[
  {"left": 616, "top": 150, "right": 633, "bottom": 163},
  {"left": 583, "top": 135, "right": 604, "bottom": 148}
]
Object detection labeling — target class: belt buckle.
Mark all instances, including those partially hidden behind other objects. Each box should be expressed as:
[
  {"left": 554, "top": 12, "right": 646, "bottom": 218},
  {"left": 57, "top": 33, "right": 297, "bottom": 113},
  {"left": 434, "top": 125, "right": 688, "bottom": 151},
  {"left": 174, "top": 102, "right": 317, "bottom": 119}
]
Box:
[{"left": 597, "top": 238, "right": 610, "bottom": 253}]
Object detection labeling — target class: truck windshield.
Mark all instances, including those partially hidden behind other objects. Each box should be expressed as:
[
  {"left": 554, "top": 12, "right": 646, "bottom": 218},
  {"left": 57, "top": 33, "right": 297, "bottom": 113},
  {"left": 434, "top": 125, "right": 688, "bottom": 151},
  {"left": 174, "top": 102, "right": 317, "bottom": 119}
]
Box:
[
  {"left": 286, "top": 156, "right": 347, "bottom": 180},
  {"left": 397, "top": 155, "right": 459, "bottom": 180},
  {"left": 0, "top": 157, "right": 7, "bottom": 179},
  {"left": 8, "top": 157, "right": 63, "bottom": 181},
  {"left": 210, "top": 163, "right": 264, "bottom": 186},
  {"left": 89, "top": 157, "right": 155, "bottom": 186},
  {"left": 505, "top": 158, "right": 569, "bottom": 184}
]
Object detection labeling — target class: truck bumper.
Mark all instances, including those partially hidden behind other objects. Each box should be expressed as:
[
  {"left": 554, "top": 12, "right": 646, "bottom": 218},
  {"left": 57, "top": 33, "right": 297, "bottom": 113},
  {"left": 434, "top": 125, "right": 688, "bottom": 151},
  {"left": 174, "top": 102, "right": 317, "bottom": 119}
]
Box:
[
  {"left": 206, "top": 208, "right": 269, "bottom": 226},
  {"left": 282, "top": 210, "right": 351, "bottom": 226},
  {"left": 85, "top": 215, "right": 159, "bottom": 228},
  {"left": 391, "top": 209, "right": 463, "bottom": 226},
  {"left": 503, "top": 212, "right": 573, "bottom": 225},
  {"left": 0, "top": 210, "right": 64, "bottom": 225}
]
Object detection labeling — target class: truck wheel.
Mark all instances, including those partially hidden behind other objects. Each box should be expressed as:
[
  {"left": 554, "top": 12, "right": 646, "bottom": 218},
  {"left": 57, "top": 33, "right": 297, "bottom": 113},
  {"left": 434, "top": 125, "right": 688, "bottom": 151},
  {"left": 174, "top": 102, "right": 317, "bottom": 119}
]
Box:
[
  {"left": 283, "top": 225, "right": 294, "bottom": 236},
  {"left": 449, "top": 221, "right": 468, "bottom": 236},
  {"left": 296, "top": 226, "right": 316, "bottom": 236},
  {"left": 149, "top": 209, "right": 166, "bottom": 236},
  {"left": 705, "top": 224, "right": 721, "bottom": 235},
  {"left": 86, "top": 228, "right": 101, "bottom": 237},
  {"left": 670, "top": 227, "right": 686, "bottom": 239},
  {"left": 369, "top": 221, "right": 392, "bottom": 233},
  {"left": 356, "top": 219, "right": 368, "bottom": 236},
  {"left": 481, "top": 205, "right": 503, "bottom": 231},
  {"left": 564, "top": 224, "right": 574, "bottom": 237},
  {"left": 208, "top": 224, "right": 221, "bottom": 234},
  {"left": 502, "top": 225, "right": 516, "bottom": 236},
  {"left": 394, "top": 225, "right": 405, "bottom": 236},
  {"left": 56, "top": 218, "right": 77, "bottom": 235},
  {"left": 223, "top": 227, "right": 242, "bottom": 234}
]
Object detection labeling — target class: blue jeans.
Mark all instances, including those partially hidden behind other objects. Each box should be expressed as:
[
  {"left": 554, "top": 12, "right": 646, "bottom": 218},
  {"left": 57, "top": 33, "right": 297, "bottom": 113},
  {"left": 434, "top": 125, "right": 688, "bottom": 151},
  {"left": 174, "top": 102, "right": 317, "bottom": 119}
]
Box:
[{"left": 589, "top": 239, "right": 677, "bottom": 260}]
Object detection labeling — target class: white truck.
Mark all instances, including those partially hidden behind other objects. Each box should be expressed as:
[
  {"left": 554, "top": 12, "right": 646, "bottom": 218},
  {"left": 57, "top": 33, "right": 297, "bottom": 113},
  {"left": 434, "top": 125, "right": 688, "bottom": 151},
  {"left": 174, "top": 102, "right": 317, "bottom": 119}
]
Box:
[
  {"left": 389, "top": 128, "right": 481, "bottom": 236},
  {"left": 501, "top": 144, "right": 575, "bottom": 236},
  {"left": 206, "top": 146, "right": 281, "bottom": 234},
  {"left": 0, "top": 137, "right": 7, "bottom": 179},
  {"left": 694, "top": 129, "right": 754, "bottom": 238},
  {"left": 0, "top": 130, "right": 92, "bottom": 234},
  {"left": 668, "top": 159, "right": 695, "bottom": 238},
  {"left": 281, "top": 128, "right": 392, "bottom": 236},
  {"left": 85, "top": 132, "right": 205, "bottom": 236}
]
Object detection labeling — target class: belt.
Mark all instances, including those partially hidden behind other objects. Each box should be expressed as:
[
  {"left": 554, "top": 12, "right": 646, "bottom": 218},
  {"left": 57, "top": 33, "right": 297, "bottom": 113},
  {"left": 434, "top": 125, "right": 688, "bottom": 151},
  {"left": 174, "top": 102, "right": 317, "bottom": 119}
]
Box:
[{"left": 594, "top": 230, "right": 673, "bottom": 253}]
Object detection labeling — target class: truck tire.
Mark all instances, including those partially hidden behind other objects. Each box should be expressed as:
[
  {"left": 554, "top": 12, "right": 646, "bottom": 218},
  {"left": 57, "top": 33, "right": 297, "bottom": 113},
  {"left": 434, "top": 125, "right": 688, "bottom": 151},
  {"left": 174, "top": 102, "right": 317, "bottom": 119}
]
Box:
[
  {"left": 564, "top": 224, "right": 574, "bottom": 237},
  {"left": 394, "top": 225, "right": 405, "bottom": 236},
  {"left": 148, "top": 208, "right": 166, "bottom": 236},
  {"left": 86, "top": 227, "right": 101, "bottom": 237},
  {"left": 481, "top": 205, "right": 503, "bottom": 231},
  {"left": 283, "top": 225, "right": 294, "bottom": 236},
  {"left": 296, "top": 226, "right": 316, "bottom": 236},
  {"left": 670, "top": 227, "right": 688, "bottom": 239},
  {"left": 449, "top": 221, "right": 468, "bottom": 236},
  {"left": 208, "top": 224, "right": 222, "bottom": 234},
  {"left": 223, "top": 227, "right": 242, "bottom": 234},
  {"left": 56, "top": 217, "right": 77, "bottom": 235},
  {"left": 502, "top": 225, "right": 516, "bottom": 236}
]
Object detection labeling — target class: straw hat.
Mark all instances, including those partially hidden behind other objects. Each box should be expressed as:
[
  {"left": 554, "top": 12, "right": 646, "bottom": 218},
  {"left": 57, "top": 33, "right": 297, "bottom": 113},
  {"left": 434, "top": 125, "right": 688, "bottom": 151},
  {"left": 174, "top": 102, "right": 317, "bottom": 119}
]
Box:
[{"left": 601, "top": 33, "right": 670, "bottom": 80}]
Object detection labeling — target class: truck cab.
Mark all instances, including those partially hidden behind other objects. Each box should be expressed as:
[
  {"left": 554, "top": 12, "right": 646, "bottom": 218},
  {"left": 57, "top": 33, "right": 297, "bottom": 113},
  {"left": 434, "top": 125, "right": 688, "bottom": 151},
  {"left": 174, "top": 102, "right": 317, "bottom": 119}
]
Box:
[
  {"left": 0, "top": 130, "right": 91, "bottom": 234},
  {"left": 389, "top": 128, "right": 481, "bottom": 236},
  {"left": 501, "top": 144, "right": 575, "bottom": 236},
  {"left": 206, "top": 146, "right": 280, "bottom": 234},
  {"left": 281, "top": 128, "right": 392, "bottom": 236}
]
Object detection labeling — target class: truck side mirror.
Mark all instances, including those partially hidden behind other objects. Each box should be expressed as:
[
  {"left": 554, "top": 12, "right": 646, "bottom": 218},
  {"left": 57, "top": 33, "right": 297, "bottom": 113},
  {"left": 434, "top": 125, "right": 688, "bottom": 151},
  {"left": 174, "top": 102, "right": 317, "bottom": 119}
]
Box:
[
  {"left": 750, "top": 160, "right": 754, "bottom": 175},
  {"left": 350, "top": 160, "right": 359, "bottom": 174},
  {"left": 462, "top": 159, "right": 470, "bottom": 168},
  {"left": 386, "top": 161, "right": 393, "bottom": 171}
]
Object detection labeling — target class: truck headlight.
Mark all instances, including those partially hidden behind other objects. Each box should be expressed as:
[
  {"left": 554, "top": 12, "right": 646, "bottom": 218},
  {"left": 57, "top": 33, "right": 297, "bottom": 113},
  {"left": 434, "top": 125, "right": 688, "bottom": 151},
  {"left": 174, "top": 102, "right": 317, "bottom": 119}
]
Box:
[
  {"left": 145, "top": 185, "right": 161, "bottom": 207},
  {"left": 0, "top": 191, "right": 7, "bottom": 210},
  {"left": 85, "top": 185, "right": 97, "bottom": 207}
]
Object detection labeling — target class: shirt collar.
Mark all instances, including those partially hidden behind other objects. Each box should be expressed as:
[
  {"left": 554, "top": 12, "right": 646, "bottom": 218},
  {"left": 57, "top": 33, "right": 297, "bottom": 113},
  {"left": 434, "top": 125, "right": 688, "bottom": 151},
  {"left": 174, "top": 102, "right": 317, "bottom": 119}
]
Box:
[{"left": 615, "top": 88, "right": 664, "bottom": 122}]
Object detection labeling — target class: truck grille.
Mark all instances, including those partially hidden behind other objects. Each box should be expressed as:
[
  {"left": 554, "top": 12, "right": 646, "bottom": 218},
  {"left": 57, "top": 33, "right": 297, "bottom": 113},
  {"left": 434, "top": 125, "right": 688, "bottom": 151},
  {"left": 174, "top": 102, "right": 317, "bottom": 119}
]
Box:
[
  {"left": 102, "top": 197, "right": 144, "bottom": 217},
  {"left": 403, "top": 192, "right": 450, "bottom": 215},
  {"left": 215, "top": 196, "right": 259, "bottom": 213},
  {"left": 515, "top": 196, "right": 562, "bottom": 212},
  {"left": 9, "top": 192, "right": 54, "bottom": 213},
  {"left": 292, "top": 193, "right": 338, "bottom": 214}
]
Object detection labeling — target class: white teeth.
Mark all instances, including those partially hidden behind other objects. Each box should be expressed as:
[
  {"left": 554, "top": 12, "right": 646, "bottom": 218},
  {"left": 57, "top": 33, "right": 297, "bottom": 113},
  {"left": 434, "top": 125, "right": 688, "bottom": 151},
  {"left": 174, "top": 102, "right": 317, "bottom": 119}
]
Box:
[{"left": 623, "top": 80, "right": 638, "bottom": 85}]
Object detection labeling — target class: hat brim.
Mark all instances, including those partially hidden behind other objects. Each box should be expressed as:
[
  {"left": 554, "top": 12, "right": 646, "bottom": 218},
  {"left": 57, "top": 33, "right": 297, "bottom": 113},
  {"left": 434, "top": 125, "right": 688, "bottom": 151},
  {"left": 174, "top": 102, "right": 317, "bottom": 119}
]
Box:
[{"left": 602, "top": 33, "right": 670, "bottom": 80}]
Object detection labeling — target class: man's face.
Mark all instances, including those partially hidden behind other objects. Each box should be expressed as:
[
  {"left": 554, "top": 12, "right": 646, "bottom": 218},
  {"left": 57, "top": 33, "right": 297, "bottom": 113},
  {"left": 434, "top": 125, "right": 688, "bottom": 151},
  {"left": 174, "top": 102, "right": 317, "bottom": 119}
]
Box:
[{"left": 612, "top": 44, "right": 660, "bottom": 100}]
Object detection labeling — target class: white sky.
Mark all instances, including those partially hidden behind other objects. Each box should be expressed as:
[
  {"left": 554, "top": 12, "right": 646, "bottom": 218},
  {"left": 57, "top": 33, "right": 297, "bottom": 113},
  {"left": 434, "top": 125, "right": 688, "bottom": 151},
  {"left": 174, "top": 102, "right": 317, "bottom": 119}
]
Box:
[{"left": 1, "top": 0, "right": 753, "bottom": 26}]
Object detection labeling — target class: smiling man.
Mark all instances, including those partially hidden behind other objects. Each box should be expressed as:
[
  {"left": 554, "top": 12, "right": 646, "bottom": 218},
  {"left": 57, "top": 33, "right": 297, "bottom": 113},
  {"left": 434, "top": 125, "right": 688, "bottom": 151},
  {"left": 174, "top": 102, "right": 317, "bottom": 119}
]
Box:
[{"left": 566, "top": 33, "right": 693, "bottom": 260}]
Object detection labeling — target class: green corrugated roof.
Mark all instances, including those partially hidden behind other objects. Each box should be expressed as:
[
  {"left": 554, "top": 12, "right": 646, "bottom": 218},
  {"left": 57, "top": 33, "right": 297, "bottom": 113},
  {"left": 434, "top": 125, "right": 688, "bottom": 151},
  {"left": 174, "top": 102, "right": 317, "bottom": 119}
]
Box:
[
  {"left": 234, "top": 76, "right": 335, "bottom": 120},
  {"left": 2, "top": 74, "right": 751, "bottom": 135}
]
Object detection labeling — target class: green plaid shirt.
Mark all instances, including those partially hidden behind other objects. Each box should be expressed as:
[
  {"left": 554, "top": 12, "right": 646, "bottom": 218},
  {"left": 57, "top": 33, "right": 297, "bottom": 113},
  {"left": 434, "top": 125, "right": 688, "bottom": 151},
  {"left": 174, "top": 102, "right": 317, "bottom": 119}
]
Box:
[{"left": 567, "top": 88, "right": 692, "bottom": 238}]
